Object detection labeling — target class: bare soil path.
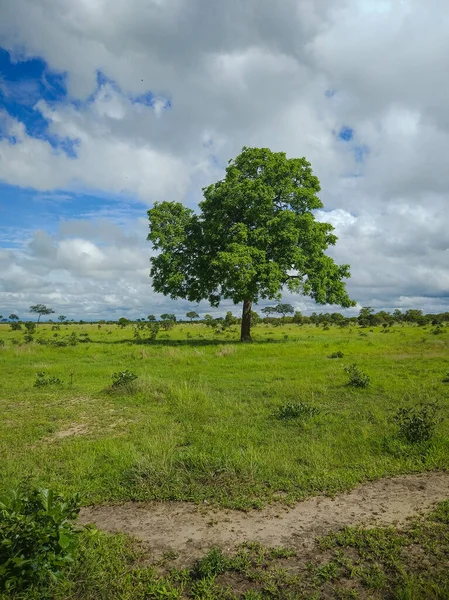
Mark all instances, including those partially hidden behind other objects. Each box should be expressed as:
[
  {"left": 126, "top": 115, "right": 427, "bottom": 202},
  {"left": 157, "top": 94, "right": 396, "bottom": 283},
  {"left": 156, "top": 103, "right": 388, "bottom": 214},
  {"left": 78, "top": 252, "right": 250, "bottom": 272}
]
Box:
[{"left": 79, "top": 472, "right": 449, "bottom": 563}]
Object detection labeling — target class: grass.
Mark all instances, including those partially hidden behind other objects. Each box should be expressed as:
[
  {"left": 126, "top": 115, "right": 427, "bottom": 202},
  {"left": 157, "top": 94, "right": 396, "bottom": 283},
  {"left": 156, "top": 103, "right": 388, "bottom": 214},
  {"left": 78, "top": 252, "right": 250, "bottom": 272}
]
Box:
[
  {"left": 0, "top": 321, "right": 448, "bottom": 508},
  {"left": 3, "top": 500, "right": 449, "bottom": 598}
]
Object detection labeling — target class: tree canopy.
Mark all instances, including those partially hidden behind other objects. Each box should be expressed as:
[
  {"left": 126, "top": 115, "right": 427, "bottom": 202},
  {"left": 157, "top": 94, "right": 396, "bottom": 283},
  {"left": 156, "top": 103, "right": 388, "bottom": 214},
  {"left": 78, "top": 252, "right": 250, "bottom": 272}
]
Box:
[
  {"left": 29, "top": 304, "right": 54, "bottom": 324},
  {"left": 148, "top": 147, "right": 355, "bottom": 341}
]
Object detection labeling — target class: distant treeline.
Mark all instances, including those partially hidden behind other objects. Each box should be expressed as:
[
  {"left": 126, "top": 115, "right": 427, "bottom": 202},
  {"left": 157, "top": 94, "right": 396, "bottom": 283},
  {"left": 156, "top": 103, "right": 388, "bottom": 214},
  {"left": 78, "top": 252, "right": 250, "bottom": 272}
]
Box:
[{"left": 3, "top": 306, "right": 448, "bottom": 329}]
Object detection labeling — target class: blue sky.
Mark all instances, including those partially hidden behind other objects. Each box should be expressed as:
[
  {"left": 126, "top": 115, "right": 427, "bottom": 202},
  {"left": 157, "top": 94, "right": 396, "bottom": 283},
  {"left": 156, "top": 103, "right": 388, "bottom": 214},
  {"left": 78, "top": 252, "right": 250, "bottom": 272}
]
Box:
[{"left": 0, "top": 0, "right": 448, "bottom": 320}]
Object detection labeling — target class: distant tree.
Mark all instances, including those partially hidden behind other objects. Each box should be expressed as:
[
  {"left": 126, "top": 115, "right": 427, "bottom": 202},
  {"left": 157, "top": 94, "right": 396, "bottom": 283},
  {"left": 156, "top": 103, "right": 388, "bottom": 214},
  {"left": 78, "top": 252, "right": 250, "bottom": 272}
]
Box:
[
  {"left": 160, "top": 313, "right": 176, "bottom": 330},
  {"left": 275, "top": 303, "right": 294, "bottom": 324},
  {"left": 250, "top": 310, "right": 261, "bottom": 326},
  {"left": 292, "top": 311, "right": 303, "bottom": 325},
  {"left": 29, "top": 304, "right": 55, "bottom": 325},
  {"left": 118, "top": 317, "right": 130, "bottom": 328},
  {"left": 358, "top": 306, "right": 374, "bottom": 328},
  {"left": 393, "top": 309, "right": 403, "bottom": 323},
  {"left": 204, "top": 314, "right": 215, "bottom": 328},
  {"left": 58, "top": 315, "right": 67, "bottom": 323},
  {"left": 160, "top": 313, "right": 176, "bottom": 322},
  {"left": 147, "top": 147, "right": 354, "bottom": 342},
  {"left": 186, "top": 311, "right": 200, "bottom": 322},
  {"left": 261, "top": 306, "right": 277, "bottom": 317},
  {"left": 404, "top": 309, "right": 426, "bottom": 324},
  {"left": 9, "top": 314, "right": 19, "bottom": 321},
  {"left": 147, "top": 315, "right": 156, "bottom": 322}
]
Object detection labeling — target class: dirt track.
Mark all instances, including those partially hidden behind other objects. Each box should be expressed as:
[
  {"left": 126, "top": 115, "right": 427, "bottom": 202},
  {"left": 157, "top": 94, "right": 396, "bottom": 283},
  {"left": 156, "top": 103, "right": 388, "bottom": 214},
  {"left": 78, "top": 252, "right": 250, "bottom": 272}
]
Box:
[{"left": 80, "top": 471, "right": 449, "bottom": 563}]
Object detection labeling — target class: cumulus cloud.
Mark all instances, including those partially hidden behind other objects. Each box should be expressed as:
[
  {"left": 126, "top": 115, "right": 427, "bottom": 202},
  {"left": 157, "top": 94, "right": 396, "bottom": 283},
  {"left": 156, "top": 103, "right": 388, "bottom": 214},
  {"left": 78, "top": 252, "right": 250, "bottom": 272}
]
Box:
[{"left": 0, "top": 0, "right": 448, "bottom": 317}]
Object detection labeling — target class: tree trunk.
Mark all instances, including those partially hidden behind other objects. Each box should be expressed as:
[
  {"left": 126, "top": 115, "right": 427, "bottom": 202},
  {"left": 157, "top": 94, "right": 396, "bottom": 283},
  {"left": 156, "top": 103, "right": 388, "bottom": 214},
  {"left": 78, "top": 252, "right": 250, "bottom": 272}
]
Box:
[{"left": 240, "top": 299, "right": 252, "bottom": 342}]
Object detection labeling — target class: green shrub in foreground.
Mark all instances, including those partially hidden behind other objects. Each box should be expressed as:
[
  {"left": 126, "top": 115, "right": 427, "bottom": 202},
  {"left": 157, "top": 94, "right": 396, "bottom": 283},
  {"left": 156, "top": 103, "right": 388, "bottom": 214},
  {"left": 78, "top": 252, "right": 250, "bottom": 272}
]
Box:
[
  {"left": 34, "top": 372, "right": 63, "bottom": 388},
  {"left": 394, "top": 402, "right": 443, "bottom": 444},
  {"left": 111, "top": 369, "right": 138, "bottom": 388},
  {"left": 0, "top": 484, "right": 81, "bottom": 592},
  {"left": 344, "top": 364, "right": 371, "bottom": 388}
]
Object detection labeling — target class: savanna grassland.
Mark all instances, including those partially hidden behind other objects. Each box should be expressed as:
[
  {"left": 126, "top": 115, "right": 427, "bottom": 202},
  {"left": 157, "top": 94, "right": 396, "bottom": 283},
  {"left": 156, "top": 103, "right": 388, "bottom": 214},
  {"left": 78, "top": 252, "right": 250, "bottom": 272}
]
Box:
[{"left": 1, "top": 321, "right": 449, "bottom": 598}]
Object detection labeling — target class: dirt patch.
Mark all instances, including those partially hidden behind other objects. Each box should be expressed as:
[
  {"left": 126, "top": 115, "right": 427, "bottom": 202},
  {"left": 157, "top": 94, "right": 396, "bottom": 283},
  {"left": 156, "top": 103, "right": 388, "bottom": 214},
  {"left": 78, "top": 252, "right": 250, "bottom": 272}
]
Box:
[
  {"left": 50, "top": 423, "right": 89, "bottom": 440},
  {"left": 79, "top": 471, "right": 449, "bottom": 564}
]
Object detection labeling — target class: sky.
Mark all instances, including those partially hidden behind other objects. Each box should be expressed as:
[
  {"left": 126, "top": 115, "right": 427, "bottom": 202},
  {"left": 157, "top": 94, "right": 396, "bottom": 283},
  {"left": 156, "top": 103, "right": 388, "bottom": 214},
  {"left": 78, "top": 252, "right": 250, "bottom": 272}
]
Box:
[{"left": 0, "top": 0, "right": 448, "bottom": 321}]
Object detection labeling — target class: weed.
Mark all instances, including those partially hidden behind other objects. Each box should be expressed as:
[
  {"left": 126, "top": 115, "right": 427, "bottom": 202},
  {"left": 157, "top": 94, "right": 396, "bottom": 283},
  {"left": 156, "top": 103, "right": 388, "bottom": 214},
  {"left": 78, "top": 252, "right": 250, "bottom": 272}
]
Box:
[
  {"left": 111, "top": 369, "right": 138, "bottom": 388},
  {"left": 191, "top": 547, "right": 228, "bottom": 579},
  {"left": 329, "top": 351, "right": 344, "bottom": 359},
  {"left": 344, "top": 364, "right": 371, "bottom": 388},
  {"left": 274, "top": 402, "right": 320, "bottom": 421},
  {"left": 394, "top": 402, "right": 442, "bottom": 444},
  {"left": 34, "top": 372, "right": 63, "bottom": 387}
]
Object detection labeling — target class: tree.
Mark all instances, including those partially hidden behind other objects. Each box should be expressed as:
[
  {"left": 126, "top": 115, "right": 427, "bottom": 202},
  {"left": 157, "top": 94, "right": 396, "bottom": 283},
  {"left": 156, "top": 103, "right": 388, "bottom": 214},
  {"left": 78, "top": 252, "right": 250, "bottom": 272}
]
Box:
[
  {"left": 147, "top": 315, "right": 156, "bottom": 322},
  {"left": 148, "top": 147, "right": 355, "bottom": 342},
  {"left": 186, "top": 311, "right": 200, "bottom": 322},
  {"left": 9, "top": 314, "right": 19, "bottom": 321},
  {"left": 358, "top": 306, "right": 374, "bottom": 328},
  {"left": 261, "top": 306, "right": 277, "bottom": 317},
  {"left": 58, "top": 315, "right": 67, "bottom": 323},
  {"left": 160, "top": 313, "right": 176, "bottom": 330},
  {"left": 275, "top": 303, "right": 294, "bottom": 324},
  {"left": 29, "top": 304, "right": 55, "bottom": 325}
]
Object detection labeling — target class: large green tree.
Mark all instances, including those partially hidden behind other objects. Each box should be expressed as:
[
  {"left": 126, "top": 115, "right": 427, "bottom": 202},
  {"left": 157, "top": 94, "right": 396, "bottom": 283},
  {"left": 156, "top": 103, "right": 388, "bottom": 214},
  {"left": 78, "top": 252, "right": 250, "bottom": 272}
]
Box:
[{"left": 147, "top": 147, "right": 355, "bottom": 341}]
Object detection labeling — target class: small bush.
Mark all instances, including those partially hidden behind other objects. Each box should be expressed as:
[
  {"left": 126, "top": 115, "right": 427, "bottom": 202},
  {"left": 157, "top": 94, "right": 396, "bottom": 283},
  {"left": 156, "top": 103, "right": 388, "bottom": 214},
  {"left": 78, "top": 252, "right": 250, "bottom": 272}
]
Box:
[
  {"left": 442, "top": 371, "right": 449, "bottom": 383},
  {"left": 274, "top": 402, "right": 320, "bottom": 421},
  {"left": 344, "top": 364, "right": 371, "bottom": 388},
  {"left": 328, "top": 351, "right": 344, "bottom": 359},
  {"left": 34, "top": 372, "right": 63, "bottom": 387},
  {"left": 430, "top": 325, "right": 446, "bottom": 335},
  {"left": 191, "top": 547, "right": 228, "bottom": 579},
  {"left": 24, "top": 322, "right": 36, "bottom": 334},
  {"left": 394, "top": 402, "right": 442, "bottom": 444},
  {"left": 0, "top": 340, "right": 5, "bottom": 347},
  {"left": 111, "top": 369, "right": 138, "bottom": 388},
  {"left": 10, "top": 322, "right": 22, "bottom": 331},
  {"left": 0, "top": 483, "right": 81, "bottom": 592}
]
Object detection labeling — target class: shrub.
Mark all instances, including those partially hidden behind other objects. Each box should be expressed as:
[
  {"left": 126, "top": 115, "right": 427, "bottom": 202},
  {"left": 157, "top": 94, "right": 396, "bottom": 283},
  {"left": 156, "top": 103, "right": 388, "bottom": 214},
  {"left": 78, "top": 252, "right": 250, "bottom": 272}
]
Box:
[
  {"left": 111, "top": 369, "right": 138, "bottom": 388},
  {"left": 394, "top": 403, "right": 442, "bottom": 444},
  {"left": 67, "top": 332, "right": 79, "bottom": 346},
  {"left": 344, "top": 364, "right": 370, "bottom": 388},
  {"left": 0, "top": 340, "right": 5, "bottom": 347},
  {"left": 443, "top": 371, "right": 449, "bottom": 383},
  {"left": 10, "top": 322, "right": 22, "bottom": 331},
  {"left": 328, "top": 351, "right": 344, "bottom": 359},
  {"left": 191, "top": 547, "right": 228, "bottom": 579},
  {"left": 24, "top": 322, "right": 36, "bottom": 334},
  {"left": 34, "top": 372, "right": 63, "bottom": 387},
  {"left": 431, "top": 325, "right": 446, "bottom": 335},
  {"left": 274, "top": 402, "right": 320, "bottom": 421},
  {"left": 0, "top": 483, "right": 81, "bottom": 592}
]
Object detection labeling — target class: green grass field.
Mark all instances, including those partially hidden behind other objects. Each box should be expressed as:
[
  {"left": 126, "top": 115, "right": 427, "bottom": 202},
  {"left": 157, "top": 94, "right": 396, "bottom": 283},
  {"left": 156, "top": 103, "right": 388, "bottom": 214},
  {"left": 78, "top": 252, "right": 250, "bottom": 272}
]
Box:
[
  {"left": 1, "top": 321, "right": 449, "bottom": 598},
  {"left": 1, "top": 322, "right": 448, "bottom": 507}
]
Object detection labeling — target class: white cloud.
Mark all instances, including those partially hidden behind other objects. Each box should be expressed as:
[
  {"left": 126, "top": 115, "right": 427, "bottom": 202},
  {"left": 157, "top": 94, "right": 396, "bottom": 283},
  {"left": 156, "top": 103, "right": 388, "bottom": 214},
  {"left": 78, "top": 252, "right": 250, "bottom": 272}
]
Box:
[{"left": 0, "top": 0, "right": 448, "bottom": 316}]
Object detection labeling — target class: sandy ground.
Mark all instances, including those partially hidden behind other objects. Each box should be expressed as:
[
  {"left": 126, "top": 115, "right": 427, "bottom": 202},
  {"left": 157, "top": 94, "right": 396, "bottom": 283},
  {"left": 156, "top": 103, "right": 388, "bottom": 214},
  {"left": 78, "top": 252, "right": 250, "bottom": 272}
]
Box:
[{"left": 79, "top": 472, "right": 449, "bottom": 563}]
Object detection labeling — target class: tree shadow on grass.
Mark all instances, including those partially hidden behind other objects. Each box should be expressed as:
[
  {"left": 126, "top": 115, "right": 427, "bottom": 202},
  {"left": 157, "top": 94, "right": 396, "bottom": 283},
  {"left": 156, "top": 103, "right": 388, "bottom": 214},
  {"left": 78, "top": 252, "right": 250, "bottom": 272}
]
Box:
[{"left": 85, "top": 337, "right": 291, "bottom": 347}]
